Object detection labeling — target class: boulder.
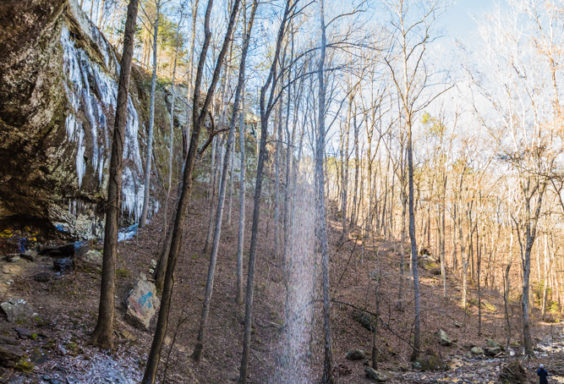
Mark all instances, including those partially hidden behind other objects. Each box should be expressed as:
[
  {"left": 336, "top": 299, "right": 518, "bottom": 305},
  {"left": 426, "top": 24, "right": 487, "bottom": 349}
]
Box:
[
  {"left": 125, "top": 278, "right": 160, "bottom": 330},
  {"left": 352, "top": 309, "right": 377, "bottom": 331},
  {"left": 470, "top": 346, "right": 484, "bottom": 356},
  {"left": 485, "top": 339, "right": 503, "bottom": 356},
  {"left": 437, "top": 329, "right": 453, "bottom": 346},
  {"left": 83, "top": 249, "right": 103, "bottom": 266},
  {"left": 345, "top": 349, "right": 366, "bottom": 361},
  {"left": 33, "top": 272, "right": 51, "bottom": 283},
  {"left": 53, "top": 257, "right": 74, "bottom": 273},
  {"left": 486, "top": 338, "right": 503, "bottom": 350},
  {"left": 1, "top": 298, "right": 35, "bottom": 322},
  {"left": 365, "top": 367, "right": 389, "bottom": 382},
  {"left": 416, "top": 350, "right": 445, "bottom": 371}
]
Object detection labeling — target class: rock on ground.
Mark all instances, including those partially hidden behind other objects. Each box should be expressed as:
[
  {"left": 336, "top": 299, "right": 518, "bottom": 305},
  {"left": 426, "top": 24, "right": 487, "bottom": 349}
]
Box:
[
  {"left": 125, "top": 277, "right": 160, "bottom": 330},
  {"left": 345, "top": 349, "right": 366, "bottom": 361},
  {"left": 365, "top": 367, "right": 389, "bottom": 382},
  {"left": 0, "top": 298, "right": 35, "bottom": 322}
]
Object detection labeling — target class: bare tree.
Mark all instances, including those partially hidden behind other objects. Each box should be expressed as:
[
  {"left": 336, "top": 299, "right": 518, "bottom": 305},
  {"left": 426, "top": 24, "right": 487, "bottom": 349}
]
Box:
[
  {"left": 140, "top": 0, "right": 164, "bottom": 227},
  {"left": 91, "top": 0, "right": 139, "bottom": 350},
  {"left": 383, "top": 0, "right": 450, "bottom": 360},
  {"left": 142, "top": 0, "right": 243, "bottom": 381},
  {"left": 316, "top": 0, "right": 333, "bottom": 381},
  {"left": 192, "top": 0, "right": 259, "bottom": 361},
  {"left": 239, "top": 2, "right": 296, "bottom": 382}
]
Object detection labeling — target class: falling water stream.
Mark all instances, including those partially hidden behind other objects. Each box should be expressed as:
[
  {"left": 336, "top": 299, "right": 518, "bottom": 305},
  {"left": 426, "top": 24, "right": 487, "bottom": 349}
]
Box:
[{"left": 273, "top": 181, "right": 316, "bottom": 384}]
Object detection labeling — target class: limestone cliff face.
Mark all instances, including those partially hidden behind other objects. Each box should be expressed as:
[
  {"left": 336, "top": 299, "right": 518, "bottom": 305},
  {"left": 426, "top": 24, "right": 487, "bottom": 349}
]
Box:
[{"left": 0, "top": 0, "right": 180, "bottom": 239}]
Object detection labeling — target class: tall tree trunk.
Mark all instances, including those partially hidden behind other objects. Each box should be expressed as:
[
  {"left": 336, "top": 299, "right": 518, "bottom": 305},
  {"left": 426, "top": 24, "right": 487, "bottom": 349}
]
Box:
[
  {"left": 236, "top": 91, "right": 246, "bottom": 305},
  {"left": 192, "top": 0, "right": 257, "bottom": 360},
  {"left": 226, "top": 145, "right": 235, "bottom": 225},
  {"left": 477, "top": 221, "right": 482, "bottom": 336},
  {"left": 97, "top": 0, "right": 106, "bottom": 27},
  {"left": 273, "top": 93, "right": 283, "bottom": 258},
  {"left": 440, "top": 174, "right": 447, "bottom": 297},
  {"left": 351, "top": 109, "right": 360, "bottom": 228},
  {"left": 91, "top": 0, "right": 139, "bottom": 350},
  {"left": 503, "top": 263, "right": 512, "bottom": 349},
  {"left": 239, "top": 2, "right": 292, "bottom": 382},
  {"left": 142, "top": 0, "right": 242, "bottom": 381},
  {"left": 339, "top": 99, "right": 351, "bottom": 243},
  {"left": 522, "top": 180, "right": 547, "bottom": 356},
  {"left": 407, "top": 118, "right": 420, "bottom": 361},
  {"left": 317, "top": 1, "right": 333, "bottom": 381},
  {"left": 282, "top": 35, "right": 298, "bottom": 266},
  {"left": 140, "top": 1, "right": 161, "bottom": 226}
]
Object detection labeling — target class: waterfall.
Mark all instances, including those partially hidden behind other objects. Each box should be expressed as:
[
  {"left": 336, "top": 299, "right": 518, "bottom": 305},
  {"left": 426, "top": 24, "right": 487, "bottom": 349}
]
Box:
[
  {"left": 60, "top": 25, "right": 146, "bottom": 222},
  {"left": 273, "top": 181, "right": 316, "bottom": 384}
]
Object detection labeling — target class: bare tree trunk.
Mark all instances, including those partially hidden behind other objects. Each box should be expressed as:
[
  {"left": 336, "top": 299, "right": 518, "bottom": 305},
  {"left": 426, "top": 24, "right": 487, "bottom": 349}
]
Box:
[
  {"left": 407, "top": 118, "right": 421, "bottom": 361},
  {"left": 477, "top": 221, "right": 482, "bottom": 336},
  {"left": 97, "top": 0, "right": 106, "bottom": 27},
  {"left": 440, "top": 174, "right": 447, "bottom": 297},
  {"left": 91, "top": 0, "right": 139, "bottom": 350},
  {"left": 282, "top": 34, "right": 298, "bottom": 266},
  {"left": 236, "top": 90, "right": 246, "bottom": 305},
  {"left": 142, "top": 0, "right": 242, "bottom": 381},
  {"left": 192, "top": 0, "right": 257, "bottom": 360},
  {"left": 204, "top": 139, "right": 222, "bottom": 253},
  {"left": 273, "top": 94, "right": 283, "bottom": 258},
  {"left": 339, "top": 98, "right": 351, "bottom": 243},
  {"left": 522, "top": 180, "right": 547, "bottom": 356},
  {"left": 226, "top": 144, "right": 235, "bottom": 225},
  {"left": 351, "top": 109, "right": 360, "bottom": 228},
  {"left": 140, "top": 0, "right": 161, "bottom": 226},
  {"left": 503, "top": 263, "right": 512, "bottom": 350},
  {"left": 317, "top": 1, "right": 333, "bottom": 381},
  {"left": 90, "top": 0, "right": 95, "bottom": 19},
  {"left": 397, "top": 190, "right": 406, "bottom": 309},
  {"left": 239, "top": 3, "right": 292, "bottom": 382}
]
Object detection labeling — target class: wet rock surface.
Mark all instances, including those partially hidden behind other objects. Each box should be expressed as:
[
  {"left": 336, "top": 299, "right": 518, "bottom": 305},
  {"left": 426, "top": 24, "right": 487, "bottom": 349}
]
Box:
[{"left": 0, "top": 0, "right": 173, "bottom": 239}]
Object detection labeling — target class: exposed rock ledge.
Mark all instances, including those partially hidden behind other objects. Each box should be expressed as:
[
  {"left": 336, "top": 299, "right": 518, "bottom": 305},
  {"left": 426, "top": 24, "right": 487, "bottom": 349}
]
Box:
[{"left": 0, "top": 0, "right": 184, "bottom": 239}]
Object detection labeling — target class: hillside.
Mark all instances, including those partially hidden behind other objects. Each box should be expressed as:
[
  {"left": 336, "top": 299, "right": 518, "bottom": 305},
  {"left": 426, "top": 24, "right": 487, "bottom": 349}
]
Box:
[{"left": 0, "top": 176, "right": 562, "bottom": 383}]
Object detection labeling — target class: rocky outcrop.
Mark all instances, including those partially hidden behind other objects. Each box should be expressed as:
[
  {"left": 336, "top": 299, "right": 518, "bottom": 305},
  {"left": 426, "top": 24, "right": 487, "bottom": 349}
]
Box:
[{"left": 0, "top": 0, "right": 182, "bottom": 239}]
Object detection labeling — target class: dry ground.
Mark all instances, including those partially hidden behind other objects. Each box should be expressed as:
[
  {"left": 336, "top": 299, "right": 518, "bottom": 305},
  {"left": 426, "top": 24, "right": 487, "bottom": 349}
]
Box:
[{"left": 0, "top": 181, "right": 560, "bottom": 383}]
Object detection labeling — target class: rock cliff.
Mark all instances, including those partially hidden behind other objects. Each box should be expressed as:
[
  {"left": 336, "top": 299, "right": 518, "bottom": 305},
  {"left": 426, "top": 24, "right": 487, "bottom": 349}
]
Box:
[{"left": 0, "top": 0, "right": 182, "bottom": 239}]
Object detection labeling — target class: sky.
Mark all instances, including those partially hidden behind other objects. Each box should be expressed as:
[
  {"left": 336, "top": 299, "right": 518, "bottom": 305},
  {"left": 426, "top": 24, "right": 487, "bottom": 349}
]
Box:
[{"left": 438, "top": 0, "right": 497, "bottom": 44}]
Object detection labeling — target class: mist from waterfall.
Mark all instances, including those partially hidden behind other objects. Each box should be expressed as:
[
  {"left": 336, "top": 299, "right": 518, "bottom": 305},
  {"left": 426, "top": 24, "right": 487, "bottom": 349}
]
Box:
[{"left": 273, "top": 179, "right": 317, "bottom": 384}]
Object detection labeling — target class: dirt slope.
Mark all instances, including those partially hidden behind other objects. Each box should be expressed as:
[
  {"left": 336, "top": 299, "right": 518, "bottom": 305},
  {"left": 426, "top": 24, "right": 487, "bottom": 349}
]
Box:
[{"left": 0, "top": 181, "right": 560, "bottom": 383}]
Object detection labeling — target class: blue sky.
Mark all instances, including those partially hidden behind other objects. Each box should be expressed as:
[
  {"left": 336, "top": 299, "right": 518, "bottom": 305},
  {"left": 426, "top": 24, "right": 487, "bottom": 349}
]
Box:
[{"left": 438, "top": 0, "right": 496, "bottom": 42}]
